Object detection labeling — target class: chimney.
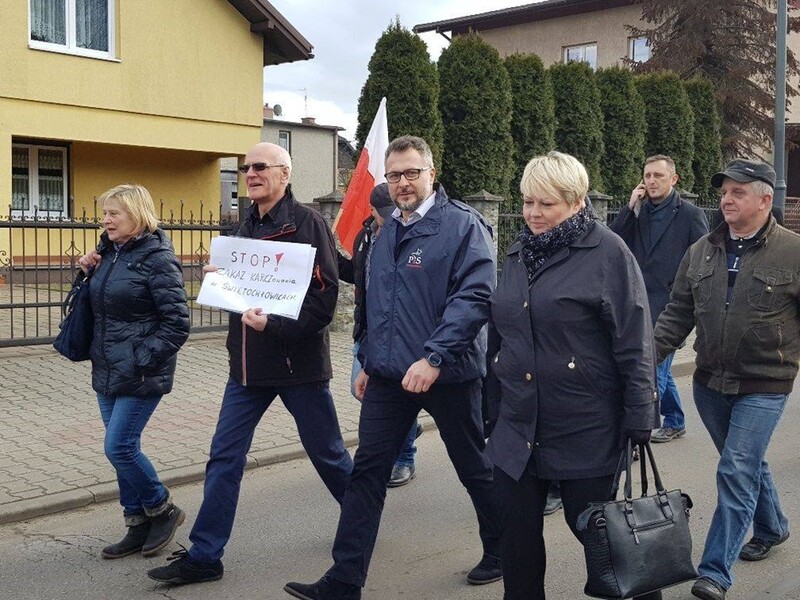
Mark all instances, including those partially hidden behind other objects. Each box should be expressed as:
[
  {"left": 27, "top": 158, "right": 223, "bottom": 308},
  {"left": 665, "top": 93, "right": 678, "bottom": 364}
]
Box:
[
  {"left": 263, "top": 104, "right": 274, "bottom": 119},
  {"left": 301, "top": 116, "right": 316, "bottom": 125}
]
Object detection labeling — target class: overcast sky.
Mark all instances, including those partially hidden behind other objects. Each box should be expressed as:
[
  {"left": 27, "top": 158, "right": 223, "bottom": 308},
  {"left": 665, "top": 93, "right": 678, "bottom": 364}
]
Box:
[{"left": 263, "top": 0, "right": 535, "bottom": 143}]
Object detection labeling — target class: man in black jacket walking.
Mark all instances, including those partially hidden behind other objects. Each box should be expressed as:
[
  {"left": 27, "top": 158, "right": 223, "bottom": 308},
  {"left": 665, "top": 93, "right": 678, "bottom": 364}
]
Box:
[
  {"left": 610, "top": 155, "right": 708, "bottom": 443},
  {"left": 147, "top": 142, "right": 353, "bottom": 586}
]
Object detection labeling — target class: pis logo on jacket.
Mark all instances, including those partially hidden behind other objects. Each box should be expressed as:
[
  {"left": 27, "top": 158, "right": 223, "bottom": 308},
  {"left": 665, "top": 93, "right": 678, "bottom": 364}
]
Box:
[{"left": 407, "top": 248, "right": 423, "bottom": 268}]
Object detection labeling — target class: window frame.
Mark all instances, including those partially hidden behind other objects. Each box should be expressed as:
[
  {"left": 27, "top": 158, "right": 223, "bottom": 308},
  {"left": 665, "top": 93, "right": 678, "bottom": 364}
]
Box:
[
  {"left": 563, "top": 43, "right": 598, "bottom": 70},
  {"left": 28, "top": 0, "right": 117, "bottom": 61},
  {"left": 11, "top": 143, "right": 70, "bottom": 218},
  {"left": 278, "top": 130, "right": 292, "bottom": 155},
  {"left": 628, "top": 36, "right": 651, "bottom": 64}
]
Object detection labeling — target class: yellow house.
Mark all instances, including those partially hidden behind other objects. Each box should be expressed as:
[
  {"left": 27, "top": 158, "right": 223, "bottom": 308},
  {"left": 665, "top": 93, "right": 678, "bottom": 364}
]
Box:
[{"left": 1, "top": 0, "right": 311, "bottom": 221}]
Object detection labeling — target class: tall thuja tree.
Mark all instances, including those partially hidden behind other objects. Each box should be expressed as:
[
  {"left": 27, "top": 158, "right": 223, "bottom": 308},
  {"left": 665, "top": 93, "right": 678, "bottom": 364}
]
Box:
[
  {"left": 504, "top": 53, "right": 556, "bottom": 211},
  {"left": 635, "top": 71, "right": 695, "bottom": 191},
  {"left": 630, "top": 0, "right": 800, "bottom": 159},
  {"left": 596, "top": 66, "right": 646, "bottom": 203},
  {"left": 356, "top": 18, "right": 443, "bottom": 166},
  {"left": 438, "top": 34, "right": 513, "bottom": 199},
  {"left": 685, "top": 77, "right": 723, "bottom": 203},
  {"left": 549, "top": 61, "right": 605, "bottom": 191}
]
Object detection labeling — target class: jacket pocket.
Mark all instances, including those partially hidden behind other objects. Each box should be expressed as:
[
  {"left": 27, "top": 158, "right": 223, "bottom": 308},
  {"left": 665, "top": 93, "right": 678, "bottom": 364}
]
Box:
[
  {"left": 573, "top": 355, "right": 614, "bottom": 395},
  {"left": 686, "top": 266, "right": 715, "bottom": 308},
  {"left": 747, "top": 267, "right": 793, "bottom": 311}
]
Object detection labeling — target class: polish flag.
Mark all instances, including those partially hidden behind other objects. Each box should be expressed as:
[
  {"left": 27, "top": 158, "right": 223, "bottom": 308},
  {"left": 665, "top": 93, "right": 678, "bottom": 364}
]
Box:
[{"left": 335, "top": 97, "right": 389, "bottom": 255}]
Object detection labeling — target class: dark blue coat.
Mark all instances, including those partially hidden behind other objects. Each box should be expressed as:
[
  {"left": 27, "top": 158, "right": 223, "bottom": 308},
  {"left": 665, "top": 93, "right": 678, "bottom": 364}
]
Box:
[
  {"left": 89, "top": 229, "right": 190, "bottom": 398},
  {"left": 610, "top": 193, "right": 708, "bottom": 324},
  {"left": 486, "top": 222, "right": 659, "bottom": 481},
  {"left": 361, "top": 186, "right": 495, "bottom": 383}
]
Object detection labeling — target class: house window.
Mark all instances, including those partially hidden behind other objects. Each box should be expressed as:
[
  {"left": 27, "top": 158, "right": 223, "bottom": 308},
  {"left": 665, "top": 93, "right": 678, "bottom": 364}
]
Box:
[
  {"left": 629, "top": 36, "right": 651, "bottom": 63},
  {"left": 278, "top": 130, "right": 292, "bottom": 155},
  {"left": 564, "top": 43, "right": 597, "bottom": 70},
  {"left": 29, "top": 0, "right": 115, "bottom": 60},
  {"left": 11, "top": 144, "right": 68, "bottom": 216}
]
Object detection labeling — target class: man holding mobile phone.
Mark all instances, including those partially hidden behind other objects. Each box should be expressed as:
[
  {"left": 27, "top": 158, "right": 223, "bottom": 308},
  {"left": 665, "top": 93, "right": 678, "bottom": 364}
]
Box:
[{"left": 610, "top": 155, "right": 708, "bottom": 443}]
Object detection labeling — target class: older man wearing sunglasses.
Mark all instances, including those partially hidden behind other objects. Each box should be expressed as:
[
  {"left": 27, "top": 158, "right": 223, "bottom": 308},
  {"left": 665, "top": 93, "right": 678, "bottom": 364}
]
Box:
[{"left": 147, "top": 142, "right": 353, "bottom": 586}]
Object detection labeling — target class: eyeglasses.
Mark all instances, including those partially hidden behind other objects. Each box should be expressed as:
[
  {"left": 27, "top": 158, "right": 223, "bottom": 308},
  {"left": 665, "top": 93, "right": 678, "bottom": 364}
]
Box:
[
  {"left": 384, "top": 167, "right": 431, "bottom": 184},
  {"left": 238, "top": 162, "right": 286, "bottom": 174}
]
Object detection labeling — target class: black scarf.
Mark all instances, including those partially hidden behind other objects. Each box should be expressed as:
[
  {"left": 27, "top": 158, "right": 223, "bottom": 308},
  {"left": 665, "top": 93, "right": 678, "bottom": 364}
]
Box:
[{"left": 517, "top": 205, "right": 595, "bottom": 281}]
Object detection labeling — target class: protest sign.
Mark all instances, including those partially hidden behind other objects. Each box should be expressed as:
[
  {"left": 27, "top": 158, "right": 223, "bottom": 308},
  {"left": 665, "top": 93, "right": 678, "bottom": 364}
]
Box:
[{"left": 197, "top": 237, "right": 316, "bottom": 319}]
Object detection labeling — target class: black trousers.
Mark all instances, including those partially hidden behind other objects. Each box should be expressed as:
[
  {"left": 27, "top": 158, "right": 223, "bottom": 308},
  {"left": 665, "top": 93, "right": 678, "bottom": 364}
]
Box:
[
  {"left": 493, "top": 465, "right": 663, "bottom": 600},
  {"left": 326, "top": 376, "right": 500, "bottom": 587}
]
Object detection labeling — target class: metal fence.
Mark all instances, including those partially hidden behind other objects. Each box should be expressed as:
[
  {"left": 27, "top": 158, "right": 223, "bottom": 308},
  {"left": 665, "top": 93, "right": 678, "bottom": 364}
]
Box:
[
  {"left": 498, "top": 195, "right": 800, "bottom": 269},
  {"left": 0, "top": 202, "right": 236, "bottom": 347}
]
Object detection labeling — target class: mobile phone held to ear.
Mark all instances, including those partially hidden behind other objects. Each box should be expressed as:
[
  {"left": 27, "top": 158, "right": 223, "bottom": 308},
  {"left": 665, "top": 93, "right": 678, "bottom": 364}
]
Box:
[{"left": 640, "top": 180, "right": 649, "bottom": 201}]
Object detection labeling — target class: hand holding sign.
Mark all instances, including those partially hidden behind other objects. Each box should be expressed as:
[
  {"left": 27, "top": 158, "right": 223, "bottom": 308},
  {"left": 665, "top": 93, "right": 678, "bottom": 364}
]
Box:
[{"left": 197, "top": 237, "right": 316, "bottom": 319}]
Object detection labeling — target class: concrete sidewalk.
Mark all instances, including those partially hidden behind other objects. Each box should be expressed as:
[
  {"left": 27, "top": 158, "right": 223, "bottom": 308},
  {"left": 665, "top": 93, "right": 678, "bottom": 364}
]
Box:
[{"left": 0, "top": 328, "right": 696, "bottom": 525}]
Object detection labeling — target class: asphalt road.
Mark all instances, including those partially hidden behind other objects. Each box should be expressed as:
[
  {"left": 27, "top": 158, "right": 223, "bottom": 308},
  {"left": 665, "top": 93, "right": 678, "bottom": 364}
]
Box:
[{"left": 1, "top": 375, "right": 799, "bottom": 600}]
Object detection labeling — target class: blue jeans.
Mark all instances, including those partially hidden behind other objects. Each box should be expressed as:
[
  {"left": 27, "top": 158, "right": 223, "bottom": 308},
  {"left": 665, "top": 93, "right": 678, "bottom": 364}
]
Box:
[
  {"left": 657, "top": 352, "right": 684, "bottom": 429},
  {"left": 97, "top": 393, "right": 169, "bottom": 524},
  {"left": 188, "top": 378, "right": 353, "bottom": 563},
  {"left": 351, "top": 343, "right": 417, "bottom": 468},
  {"left": 693, "top": 382, "right": 789, "bottom": 590}
]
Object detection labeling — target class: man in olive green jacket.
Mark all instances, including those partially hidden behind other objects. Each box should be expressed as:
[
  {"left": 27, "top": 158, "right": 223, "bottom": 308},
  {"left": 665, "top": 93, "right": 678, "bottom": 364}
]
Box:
[{"left": 654, "top": 160, "right": 799, "bottom": 600}]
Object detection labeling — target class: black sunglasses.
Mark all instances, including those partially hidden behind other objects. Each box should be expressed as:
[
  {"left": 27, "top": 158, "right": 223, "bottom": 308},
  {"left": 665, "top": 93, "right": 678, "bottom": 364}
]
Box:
[{"left": 238, "top": 163, "right": 286, "bottom": 174}]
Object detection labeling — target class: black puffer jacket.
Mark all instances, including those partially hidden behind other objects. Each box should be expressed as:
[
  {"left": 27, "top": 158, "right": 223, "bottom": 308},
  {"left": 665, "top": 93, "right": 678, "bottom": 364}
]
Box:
[{"left": 88, "top": 228, "right": 190, "bottom": 398}]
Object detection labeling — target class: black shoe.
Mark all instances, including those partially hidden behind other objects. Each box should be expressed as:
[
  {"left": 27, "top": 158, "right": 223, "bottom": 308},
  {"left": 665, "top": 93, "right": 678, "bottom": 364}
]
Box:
[
  {"left": 101, "top": 522, "right": 151, "bottom": 559},
  {"left": 388, "top": 464, "right": 415, "bottom": 488},
  {"left": 284, "top": 576, "right": 361, "bottom": 600},
  {"left": 142, "top": 504, "right": 185, "bottom": 557},
  {"left": 147, "top": 548, "right": 224, "bottom": 585},
  {"left": 691, "top": 577, "right": 726, "bottom": 600},
  {"left": 543, "top": 492, "right": 563, "bottom": 516},
  {"left": 739, "top": 531, "right": 789, "bottom": 561},
  {"left": 467, "top": 553, "right": 502, "bottom": 585}
]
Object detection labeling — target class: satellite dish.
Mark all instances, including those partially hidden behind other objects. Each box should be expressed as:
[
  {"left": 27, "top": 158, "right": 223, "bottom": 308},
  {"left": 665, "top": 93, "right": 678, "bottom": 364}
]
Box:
[{"left": 273, "top": 104, "right": 283, "bottom": 116}]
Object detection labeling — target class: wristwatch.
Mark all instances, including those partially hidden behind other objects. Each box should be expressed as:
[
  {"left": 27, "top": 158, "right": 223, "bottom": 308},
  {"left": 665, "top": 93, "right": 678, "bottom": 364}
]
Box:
[{"left": 425, "top": 352, "right": 443, "bottom": 368}]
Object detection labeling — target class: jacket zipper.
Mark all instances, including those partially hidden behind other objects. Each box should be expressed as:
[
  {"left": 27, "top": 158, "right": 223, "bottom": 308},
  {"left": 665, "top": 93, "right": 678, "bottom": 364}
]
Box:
[
  {"left": 239, "top": 220, "right": 298, "bottom": 382},
  {"left": 241, "top": 321, "right": 247, "bottom": 386},
  {"left": 101, "top": 249, "right": 121, "bottom": 394}
]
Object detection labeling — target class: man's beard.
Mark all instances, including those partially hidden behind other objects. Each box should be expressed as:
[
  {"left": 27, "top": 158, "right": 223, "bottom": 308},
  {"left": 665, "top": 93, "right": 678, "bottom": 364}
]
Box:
[{"left": 393, "top": 186, "right": 431, "bottom": 213}]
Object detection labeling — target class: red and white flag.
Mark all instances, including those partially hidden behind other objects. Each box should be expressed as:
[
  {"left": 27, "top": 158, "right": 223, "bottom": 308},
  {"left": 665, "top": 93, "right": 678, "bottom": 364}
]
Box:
[{"left": 335, "top": 97, "right": 389, "bottom": 255}]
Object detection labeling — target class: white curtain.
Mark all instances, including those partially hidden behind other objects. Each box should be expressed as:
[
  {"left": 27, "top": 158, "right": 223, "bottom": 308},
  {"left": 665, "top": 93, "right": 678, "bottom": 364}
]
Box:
[
  {"left": 37, "top": 150, "right": 65, "bottom": 212},
  {"left": 75, "top": 0, "right": 108, "bottom": 51},
  {"left": 30, "top": 0, "right": 66, "bottom": 44},
  {"left": 11, "top": 148, "right": 30, "bottom": 212}
]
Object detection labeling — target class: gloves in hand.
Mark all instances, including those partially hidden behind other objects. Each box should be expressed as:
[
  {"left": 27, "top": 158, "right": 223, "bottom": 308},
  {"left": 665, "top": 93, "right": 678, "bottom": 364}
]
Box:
[{"left": 623, "top": 428, "right": 652, "bottom": 446}]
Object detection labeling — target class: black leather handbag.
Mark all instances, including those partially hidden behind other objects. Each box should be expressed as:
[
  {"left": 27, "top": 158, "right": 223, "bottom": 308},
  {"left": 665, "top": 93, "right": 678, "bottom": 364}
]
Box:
[
  {"left": 53, "top": 271, "right": 94, "bottom": 362},
  {"left": 576, "top": 442, "right": 697, "bottom": 599}
]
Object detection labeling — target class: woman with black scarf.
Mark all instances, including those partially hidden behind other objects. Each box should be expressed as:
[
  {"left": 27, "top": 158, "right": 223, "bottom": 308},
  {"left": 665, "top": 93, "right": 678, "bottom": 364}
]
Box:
[{"left": 485, "top": 151, "right": 661, "bottom": 599}]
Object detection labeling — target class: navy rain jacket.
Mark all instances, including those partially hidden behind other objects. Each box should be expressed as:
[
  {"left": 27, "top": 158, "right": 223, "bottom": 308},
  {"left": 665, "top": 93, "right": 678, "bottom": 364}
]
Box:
[{"left": 361, "top": 185, "right": 495, "bottom": 383}]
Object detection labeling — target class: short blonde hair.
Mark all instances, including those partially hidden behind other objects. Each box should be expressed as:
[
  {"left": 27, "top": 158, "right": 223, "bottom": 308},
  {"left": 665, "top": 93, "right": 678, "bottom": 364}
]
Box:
[
  {"left": 520, "top": 151, "right": 589, "bottom": 208},
  {"left": 98, "top": 184, "right": 159, "bottom": 234}
]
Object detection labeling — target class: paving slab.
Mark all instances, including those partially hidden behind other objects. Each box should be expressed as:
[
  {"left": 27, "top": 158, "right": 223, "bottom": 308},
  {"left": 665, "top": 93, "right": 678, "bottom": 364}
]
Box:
[{"left": 0, "top": 326, "right": 696, "bottom": 525}]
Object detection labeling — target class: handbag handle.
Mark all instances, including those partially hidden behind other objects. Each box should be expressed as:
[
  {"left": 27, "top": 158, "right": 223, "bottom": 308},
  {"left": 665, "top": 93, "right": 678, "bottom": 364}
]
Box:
[
  {"left": 609, "top": 441, "right": 668, "bottom": 501},
  {"left": 63, "top": 269, "right": 93, "bottom": 318}
]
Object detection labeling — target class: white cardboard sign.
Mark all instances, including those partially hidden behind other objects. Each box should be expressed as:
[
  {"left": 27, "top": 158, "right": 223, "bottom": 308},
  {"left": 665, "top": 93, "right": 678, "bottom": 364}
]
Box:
[{"left": 197, "top": 236, "right": 316, "bottom": 320}]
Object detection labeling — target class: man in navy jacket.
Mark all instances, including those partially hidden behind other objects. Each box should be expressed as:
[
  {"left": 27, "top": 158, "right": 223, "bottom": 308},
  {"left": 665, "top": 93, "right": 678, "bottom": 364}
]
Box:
[
  {"left": 610, "top": 155, "right": 708, "bottom": 443},
  {"left": 285, "top": 136, "right": 501, "bottom": 600}
]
